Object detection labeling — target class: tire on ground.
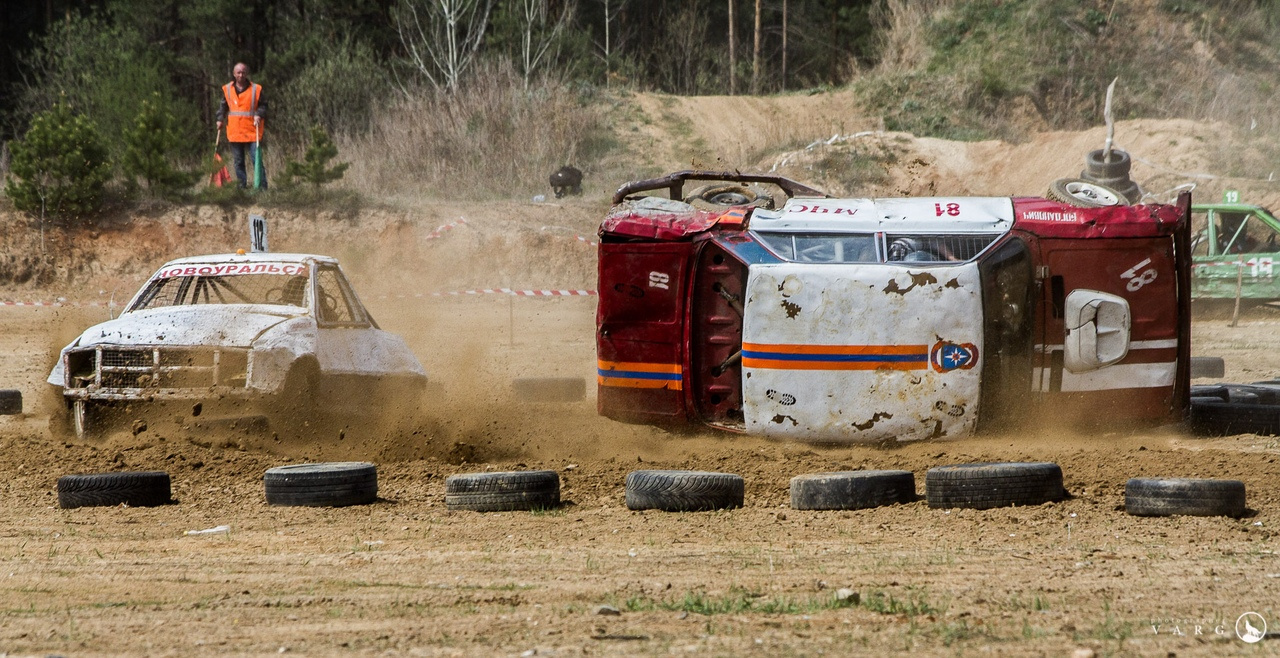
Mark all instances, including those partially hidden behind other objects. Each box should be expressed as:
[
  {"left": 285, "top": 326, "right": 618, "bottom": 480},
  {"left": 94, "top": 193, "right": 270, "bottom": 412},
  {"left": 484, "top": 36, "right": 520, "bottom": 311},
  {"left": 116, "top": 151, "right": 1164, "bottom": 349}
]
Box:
[
  {"left": 0, "top": 389, "right": 21, "bottom": 415},
  {"left": 925, "top": 462, "right": 1065, "bottom": 510},
  {"left": 626, "top": 470, "right": 744, "bottom": 511},
  {"left": 511, "top": 377, "right": 585, "bottom": 403},
  {"left": 789, "top": 470, "right": 917, "bottom": 510},
  {"left": 58, "top": 471, "right": 172, "bottom": 509},
  {"left": 264, "top": 462, "right": 378, "bottom": 507},
  {"left": 1125, "top": 477, "right": 1246, "bottom": 517},
  {"left": 1046, "top": 178, "right": 1127, "bottom": 208},
  {"left": 1189, "top": 357, "right": 1226, "bottom": 379},
  {"left": 445, "top": 470, "right": 561, "bottom": 512},
  {"left": 1083, "top": 148, "right": 1132, "bottom": 179},
  {"left": 1188, "top": 396, "right": 1280, "bottom": 436}
]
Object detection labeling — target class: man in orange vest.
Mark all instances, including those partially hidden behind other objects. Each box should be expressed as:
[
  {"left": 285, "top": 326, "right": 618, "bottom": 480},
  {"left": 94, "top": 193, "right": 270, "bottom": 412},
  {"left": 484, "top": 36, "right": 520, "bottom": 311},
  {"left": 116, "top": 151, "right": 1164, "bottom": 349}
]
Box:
[{"left": 215, "top": 62, "right": 267, "bottom": 189}]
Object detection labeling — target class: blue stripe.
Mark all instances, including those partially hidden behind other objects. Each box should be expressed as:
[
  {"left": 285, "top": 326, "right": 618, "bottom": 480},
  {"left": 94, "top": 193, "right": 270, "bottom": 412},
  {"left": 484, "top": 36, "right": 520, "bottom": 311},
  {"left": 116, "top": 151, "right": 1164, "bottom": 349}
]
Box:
[
  {"left": 598, "top": 369, "right": 683, "bottom": 381},
  {"left": 741, "top": 351, "right": 927, "bottom": 363}
]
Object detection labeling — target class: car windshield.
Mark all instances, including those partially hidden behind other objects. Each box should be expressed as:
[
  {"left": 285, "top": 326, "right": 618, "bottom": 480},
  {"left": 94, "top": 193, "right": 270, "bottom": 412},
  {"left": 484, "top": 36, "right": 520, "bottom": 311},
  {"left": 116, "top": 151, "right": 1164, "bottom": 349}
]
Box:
[
  {"left": 131, "top": 270, "right": 310, "bottom": 311},
  {"left": 752, "top": 232, "right": 1002, "bottom": 263}
]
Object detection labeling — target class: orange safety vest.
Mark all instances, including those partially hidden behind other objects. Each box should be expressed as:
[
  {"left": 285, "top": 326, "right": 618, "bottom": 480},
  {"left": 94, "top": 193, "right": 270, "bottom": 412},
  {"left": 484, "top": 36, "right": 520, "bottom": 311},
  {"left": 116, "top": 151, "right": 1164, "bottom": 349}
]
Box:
[{"left": 222, "top": 82, "right": 263, "bottom": 143}]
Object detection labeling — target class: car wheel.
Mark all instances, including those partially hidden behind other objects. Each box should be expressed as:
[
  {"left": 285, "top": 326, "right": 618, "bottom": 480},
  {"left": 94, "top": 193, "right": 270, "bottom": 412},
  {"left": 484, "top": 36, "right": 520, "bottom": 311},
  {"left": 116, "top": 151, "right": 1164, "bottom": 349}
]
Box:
[
  {"left": 71, "top": 399, "right": 111, "bottom": 440},
  {"left": 684, "top": 184, "right": 773, "bottom": 211},
  {"left": 1125, "top": 477, "right": 1246, "bottom": 517},
  {"left": 57, "top": 471, "right": 172, "bottom": 509},
  {"left": 789, "top": 470, "right": 917, "bottom": 510},
  {"left": 264, "top": 462, "right": 378, "bottom": 507},
  {"left": 1046, "top": 178, "right": 1127, "bottom": 208},
  {"left": 925, "top": 462, "right": 1065, "bottom": 510},
  {"left": 0, "top": 389, "right": 21, "bottom": 415},
  {"left": 274, "top": 361, "right": 320, "bottom": 434},
  {"left": 625, "top": 470, "right": 744, "bottom": 511},
  {"left": 444, "top": 470, "right": 561, "bottom": 512},
  {"left": 1083, "top": 148, "right": 1132, "bottom": 180}
]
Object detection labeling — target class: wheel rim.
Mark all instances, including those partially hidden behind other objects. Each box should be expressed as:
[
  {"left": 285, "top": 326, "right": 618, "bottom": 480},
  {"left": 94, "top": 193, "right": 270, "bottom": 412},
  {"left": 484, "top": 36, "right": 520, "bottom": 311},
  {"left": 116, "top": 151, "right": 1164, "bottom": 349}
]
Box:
[
  {"left": 708, "top": 191, "right": 752, "bottom": 205},
  {"left": 72, "top": 399, "right": 88, "bottom": 439},
  {"left": 1064, "top": 181, "right": 1121, "bottom": 206}
]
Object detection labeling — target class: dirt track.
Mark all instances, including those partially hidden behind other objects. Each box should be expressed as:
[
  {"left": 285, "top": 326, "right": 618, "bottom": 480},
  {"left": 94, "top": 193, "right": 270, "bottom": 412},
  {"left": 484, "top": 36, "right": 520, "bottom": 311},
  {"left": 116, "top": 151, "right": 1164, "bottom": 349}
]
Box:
[{"left": 5, "top": 111, "right": 1280, "bottom": 654}]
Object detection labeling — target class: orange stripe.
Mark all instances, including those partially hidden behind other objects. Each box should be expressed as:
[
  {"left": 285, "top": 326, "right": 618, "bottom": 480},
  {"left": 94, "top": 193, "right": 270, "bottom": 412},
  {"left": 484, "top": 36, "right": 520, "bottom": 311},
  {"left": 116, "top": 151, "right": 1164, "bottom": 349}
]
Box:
[
  {"left": 597, "top": 375, "right": 683, "bottom": 390},
  {"left": 743, "top": 358, "right": 924, "bottom": 371},
  {"left": 597, "top": 360, "right": 682, "bottom": 374},
  {"left": 741, "top": 343, "right": 928, "bottom": 355}
]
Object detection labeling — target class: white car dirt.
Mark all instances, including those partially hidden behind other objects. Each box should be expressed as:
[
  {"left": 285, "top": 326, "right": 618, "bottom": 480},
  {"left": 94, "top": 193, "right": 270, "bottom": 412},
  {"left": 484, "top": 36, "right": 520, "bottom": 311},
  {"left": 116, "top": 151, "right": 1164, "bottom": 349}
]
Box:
[{"left": 48, "top": 252, "right": 427, "bottom": 439}]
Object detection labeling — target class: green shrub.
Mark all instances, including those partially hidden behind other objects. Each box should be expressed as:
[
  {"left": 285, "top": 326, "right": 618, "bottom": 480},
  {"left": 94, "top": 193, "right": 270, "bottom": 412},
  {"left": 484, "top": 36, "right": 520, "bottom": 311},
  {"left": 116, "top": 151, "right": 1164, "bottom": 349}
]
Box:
[
  {"left": 4, "top": 103, "right": 111, "bottom": 218},
  {"left": 283, "top": 126, "right": 350, "bottom": 188},
  {"left": 122, "top": 92, "right": 197, "bottom": 197}
]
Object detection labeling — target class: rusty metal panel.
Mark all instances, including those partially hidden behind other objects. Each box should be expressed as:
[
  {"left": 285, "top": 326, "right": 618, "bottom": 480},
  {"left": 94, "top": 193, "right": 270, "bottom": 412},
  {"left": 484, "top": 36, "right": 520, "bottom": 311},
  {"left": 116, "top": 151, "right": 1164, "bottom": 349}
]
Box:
[{"left": 741, "top": 262, "right": 984, "bottom": 442}]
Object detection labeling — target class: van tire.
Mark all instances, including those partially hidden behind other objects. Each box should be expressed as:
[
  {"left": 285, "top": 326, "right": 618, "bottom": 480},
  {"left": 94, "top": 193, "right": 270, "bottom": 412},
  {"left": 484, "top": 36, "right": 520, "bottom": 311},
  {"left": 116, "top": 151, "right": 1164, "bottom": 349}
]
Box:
[
  {"left": 57, "top": 471, "right": 172, "bottom": 509},
  {"left": 789, "top": 470, "right": 917, "bottom": 510},
  {"left": 445, "top": 470, "right": 561, "bottom": 512},
  {"left": 625, "top": 470, "right": 744, "bottom": 511},
  {"left": 1125, "top": 477, "right": 1246, "bottom": 517},
  {"left": 925, "top": 462, "right": 1065, "bottom": 510},
  {"left": 264, "top": 462, "right": 378, "bottom": 507}
]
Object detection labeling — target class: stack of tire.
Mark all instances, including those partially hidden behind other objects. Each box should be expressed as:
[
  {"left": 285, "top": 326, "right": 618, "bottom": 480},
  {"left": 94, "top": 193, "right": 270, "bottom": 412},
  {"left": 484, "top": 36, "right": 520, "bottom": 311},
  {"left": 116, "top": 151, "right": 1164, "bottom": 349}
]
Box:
[{"left": 1078, "top": 148, "right": 1142, "bottom": 204}]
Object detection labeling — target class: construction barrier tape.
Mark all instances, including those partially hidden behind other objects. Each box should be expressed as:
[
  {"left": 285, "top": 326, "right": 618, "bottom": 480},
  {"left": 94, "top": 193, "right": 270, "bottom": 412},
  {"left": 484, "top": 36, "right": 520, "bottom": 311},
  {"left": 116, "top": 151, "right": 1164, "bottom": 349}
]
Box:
[
  {"left": 2, "top": 288, "right": 598, "bottom": 308},
  {"left": 424, "top": 218, "right": 468, "bottom": 240}
]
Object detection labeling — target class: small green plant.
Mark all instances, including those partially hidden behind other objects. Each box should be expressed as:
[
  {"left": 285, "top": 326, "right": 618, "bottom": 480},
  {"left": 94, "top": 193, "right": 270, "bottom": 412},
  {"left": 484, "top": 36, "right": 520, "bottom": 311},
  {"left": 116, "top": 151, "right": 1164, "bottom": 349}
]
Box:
[
  {"left": 122, "top": 92, "right": 196, "bottom": 197},
  {"left": 283, "top": 126, "right": 350, "bottom": 188},
  {"left": 4, "top": 103, "right": 111, "bottom": 219}
]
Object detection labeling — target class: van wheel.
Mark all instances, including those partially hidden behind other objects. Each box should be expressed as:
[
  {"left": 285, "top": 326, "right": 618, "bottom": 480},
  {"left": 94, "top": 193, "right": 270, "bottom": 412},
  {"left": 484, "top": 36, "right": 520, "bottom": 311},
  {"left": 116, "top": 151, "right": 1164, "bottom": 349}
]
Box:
[{"left": 1046, "top": 178, "right": 1127, "bottom": 208}]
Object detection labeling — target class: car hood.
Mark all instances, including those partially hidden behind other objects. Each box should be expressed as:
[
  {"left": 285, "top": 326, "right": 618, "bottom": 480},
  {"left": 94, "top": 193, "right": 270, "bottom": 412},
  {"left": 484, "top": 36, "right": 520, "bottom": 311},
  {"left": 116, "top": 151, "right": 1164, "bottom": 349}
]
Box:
[{"left": 69, "top": 305, "right": 304, "bottom": 349}]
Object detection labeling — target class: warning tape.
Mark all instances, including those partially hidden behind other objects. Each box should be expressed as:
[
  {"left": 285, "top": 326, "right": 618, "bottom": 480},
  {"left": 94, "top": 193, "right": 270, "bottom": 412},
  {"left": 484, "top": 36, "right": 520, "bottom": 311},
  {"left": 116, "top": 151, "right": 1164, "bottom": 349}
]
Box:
[
  {"left": 539, "top": 225, "right": 598, "bottom": 247},
  {"left": 2, "top": 288, "right": 598, "bottom": 307},
  {"left": 424, "top": 218, "right": 468, "bottom": 240},
  {"left": 0, "top": 300, "right": 119, "bottom": 308}
]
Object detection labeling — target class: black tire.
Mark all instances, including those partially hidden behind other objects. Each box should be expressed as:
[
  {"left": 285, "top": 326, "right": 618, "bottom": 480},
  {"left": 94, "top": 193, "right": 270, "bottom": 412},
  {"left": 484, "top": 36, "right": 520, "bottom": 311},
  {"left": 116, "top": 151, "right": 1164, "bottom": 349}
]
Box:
[
  {"left": 1189, "top": 357, "right": 1226, "bottom": 379},
  {"left": 444, "top": 470, "right": 561, "bottom": 512},
  {"left": 1046, "top": 178, "right": 1127, "bottom": 208},
  {"left": 57, "top": 471, "right": 172, "bottom": 509},
  {"left": 0, "top": 389, "right": 20, "bottom": 415},
  {"left": 625, "top": 470, "right": 744, "bottom": 511},
  {"left": 1083, "top": 148, "right": 1131, "bottom": 179},
  {"left": 1188, "top": 397, "right": 1280, "bottom": 435},
  {"left": 1125, "top": 477, "right": 1246, "bottom": 517},
  {"left": 264, "top": 462, "right": 378, "bottom": 507},
  {"left": 512, "top": 377, "right": 585, "bottom": 403},
  {"left": 684, "top": 184, "right": 773, "bottom": 211},
  {"left": 925, "top": 462, "right": 1065, "bottom": 510},
  {"left": 789, "top": 470, "right": 917, "bottom": 510}
]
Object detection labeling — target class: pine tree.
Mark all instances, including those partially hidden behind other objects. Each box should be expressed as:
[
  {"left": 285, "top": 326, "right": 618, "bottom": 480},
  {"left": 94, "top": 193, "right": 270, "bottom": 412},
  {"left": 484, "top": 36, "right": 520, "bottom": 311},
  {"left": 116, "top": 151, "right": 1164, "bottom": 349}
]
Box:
[
  {"left": 283, "top": 126, "right": 350, "bottom": 188},
  {"left": 4, "top": 103, "right": 112, "bottom": 219},
  {"left": 122, "top": 92, "right": 196, "bottom": 197}
]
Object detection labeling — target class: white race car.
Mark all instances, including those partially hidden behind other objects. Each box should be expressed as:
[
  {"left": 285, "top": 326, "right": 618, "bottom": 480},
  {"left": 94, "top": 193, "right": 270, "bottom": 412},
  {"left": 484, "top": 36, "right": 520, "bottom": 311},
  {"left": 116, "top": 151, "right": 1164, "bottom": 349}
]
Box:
[{"left": 48, "top": 252, "right": 427, "bottom": 439}]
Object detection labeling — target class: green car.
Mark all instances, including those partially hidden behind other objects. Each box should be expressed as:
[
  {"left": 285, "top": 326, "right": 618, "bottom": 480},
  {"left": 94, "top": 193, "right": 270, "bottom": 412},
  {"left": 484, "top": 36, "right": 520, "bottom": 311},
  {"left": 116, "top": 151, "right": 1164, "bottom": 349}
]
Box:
[{"left": 1192, "top": 192, "right": 1280, "bottom": 301}]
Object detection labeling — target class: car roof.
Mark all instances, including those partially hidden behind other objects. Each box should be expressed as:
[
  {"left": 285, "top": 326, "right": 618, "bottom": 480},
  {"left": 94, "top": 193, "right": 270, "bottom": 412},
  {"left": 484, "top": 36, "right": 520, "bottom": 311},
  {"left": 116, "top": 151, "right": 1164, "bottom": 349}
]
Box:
[
  {"left": 751, "top": 197, "right": 1015, "bottom": 234},
  {"left": 158, "top": 253, "right": 339, "bottom": 268}
]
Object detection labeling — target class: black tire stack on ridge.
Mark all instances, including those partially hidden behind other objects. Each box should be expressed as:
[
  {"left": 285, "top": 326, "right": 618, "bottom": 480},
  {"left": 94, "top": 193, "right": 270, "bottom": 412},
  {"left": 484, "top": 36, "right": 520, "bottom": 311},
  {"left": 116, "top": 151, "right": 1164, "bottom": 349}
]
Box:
[
  {"left": 925, "top": 462, "right": 1065, "bottom": 510},
  {"left": 625, "top": 470, "right": 744, "bottom": 512},
  {"left": 57, "top": 471, "right": 172, "bottom": 509},
  {"left": 264, "top": 462, "right": 378, "bottom": 507},
  {"left": 789, "top": 470, "right": 916, "bottom": 510},
  {"left": 1080, "top": 148, "right": 1142, "bottom": 203},
  {"left": 1125, "top": 478, "right": 1246, "bottom": 517},
  {"left": 0, "top": 389, "right": 21, "bottom": 415},
  {"left": 444, "top": 470, "right": 561, "bottom": 512},
  {"left": 1188, "top": 383, "right": 1280, "bottom": 436}
]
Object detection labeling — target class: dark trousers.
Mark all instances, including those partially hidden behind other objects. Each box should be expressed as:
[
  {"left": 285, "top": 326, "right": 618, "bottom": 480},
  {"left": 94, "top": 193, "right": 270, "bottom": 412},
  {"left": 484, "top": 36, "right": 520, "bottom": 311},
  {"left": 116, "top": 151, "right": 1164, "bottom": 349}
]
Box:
[{"left": 229, "top": 141, "right": 268, "bottom": 189}]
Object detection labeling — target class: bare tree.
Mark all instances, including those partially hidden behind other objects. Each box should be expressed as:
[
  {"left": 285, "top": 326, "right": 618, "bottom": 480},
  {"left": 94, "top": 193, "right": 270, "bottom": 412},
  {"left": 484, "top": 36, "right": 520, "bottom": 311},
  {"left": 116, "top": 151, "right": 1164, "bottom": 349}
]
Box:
[
  {"left": 728, "top": 0, "right": 736, "bottom": 95},
  {"left": 593, "top": 0, "right": 626, "bottom": 86},
  {"left": 781, "top": 0, "right": 788, "bottom": 90},
  {"left": 513, "top": 0, "right": 576, "bottom": 88},
  {"left": 395, "top": 0, "right": 495, "bottom": 92},
  {"left": 751, "top": 0, "right": 761, "bottom": 94}
]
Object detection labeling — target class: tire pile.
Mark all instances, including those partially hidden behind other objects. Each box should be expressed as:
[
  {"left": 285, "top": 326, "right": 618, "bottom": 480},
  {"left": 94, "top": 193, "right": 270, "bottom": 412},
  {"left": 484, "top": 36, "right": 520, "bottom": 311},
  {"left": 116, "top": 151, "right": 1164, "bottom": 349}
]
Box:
[{"left": 54, "top": 461, "right": 1251, "bottom": 520}]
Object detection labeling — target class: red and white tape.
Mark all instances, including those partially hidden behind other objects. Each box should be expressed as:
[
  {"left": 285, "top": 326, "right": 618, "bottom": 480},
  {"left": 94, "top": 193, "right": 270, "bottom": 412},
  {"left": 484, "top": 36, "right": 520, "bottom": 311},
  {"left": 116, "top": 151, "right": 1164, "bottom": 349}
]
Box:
[
  {"left": 0, "top": 300, "right": 120, "bottom": 308},
  {"left": 380, "top": 288, "right": 597, "bottom": 298},
  {"left": 424, "top": 218, "right": 468, "bottom": 240}
]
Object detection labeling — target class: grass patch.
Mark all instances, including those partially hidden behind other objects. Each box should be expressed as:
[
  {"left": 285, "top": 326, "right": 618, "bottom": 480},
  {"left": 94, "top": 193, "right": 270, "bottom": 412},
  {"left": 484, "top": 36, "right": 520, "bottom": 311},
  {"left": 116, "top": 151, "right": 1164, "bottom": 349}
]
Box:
[{"left": 619, "top": 585, "right": 942, "bottom": 617}]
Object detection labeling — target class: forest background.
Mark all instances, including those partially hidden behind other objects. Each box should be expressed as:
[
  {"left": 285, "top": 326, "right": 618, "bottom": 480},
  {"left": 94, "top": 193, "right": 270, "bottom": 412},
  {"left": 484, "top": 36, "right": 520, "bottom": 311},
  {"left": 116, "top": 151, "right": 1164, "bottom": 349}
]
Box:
[{"left": 2, "top": 0, "right": 1280, "bottom": 206}]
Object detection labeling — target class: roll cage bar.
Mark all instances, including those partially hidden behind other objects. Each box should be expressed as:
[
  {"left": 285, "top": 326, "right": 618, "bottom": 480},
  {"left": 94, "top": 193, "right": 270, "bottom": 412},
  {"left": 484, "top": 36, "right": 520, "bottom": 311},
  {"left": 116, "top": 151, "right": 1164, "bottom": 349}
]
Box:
[{"left": 611, "top": 170, "right": 829, "bottom": 205}]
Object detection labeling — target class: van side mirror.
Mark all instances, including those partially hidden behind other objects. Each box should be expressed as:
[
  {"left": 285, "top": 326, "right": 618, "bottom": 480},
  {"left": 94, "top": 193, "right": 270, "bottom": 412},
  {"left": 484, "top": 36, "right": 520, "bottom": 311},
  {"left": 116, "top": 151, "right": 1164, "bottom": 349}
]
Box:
[{"left": 1063, "top": 289, "right": 1130, "bottom": 373}]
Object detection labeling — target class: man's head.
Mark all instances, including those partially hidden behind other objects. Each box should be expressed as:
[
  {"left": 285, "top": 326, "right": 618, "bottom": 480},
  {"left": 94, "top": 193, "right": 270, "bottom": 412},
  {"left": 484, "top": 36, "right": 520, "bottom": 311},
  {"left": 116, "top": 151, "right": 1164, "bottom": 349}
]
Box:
[{"left": 233, "top": 63, "right": 251, "bottom": 86}]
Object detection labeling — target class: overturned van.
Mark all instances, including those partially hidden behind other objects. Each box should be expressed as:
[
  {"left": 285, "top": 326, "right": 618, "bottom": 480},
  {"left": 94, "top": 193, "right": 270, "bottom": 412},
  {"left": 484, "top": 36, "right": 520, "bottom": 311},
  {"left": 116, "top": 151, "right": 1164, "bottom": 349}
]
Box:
[{"left": 596, "top": 171, "right": 1193, "bottom": 442}]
